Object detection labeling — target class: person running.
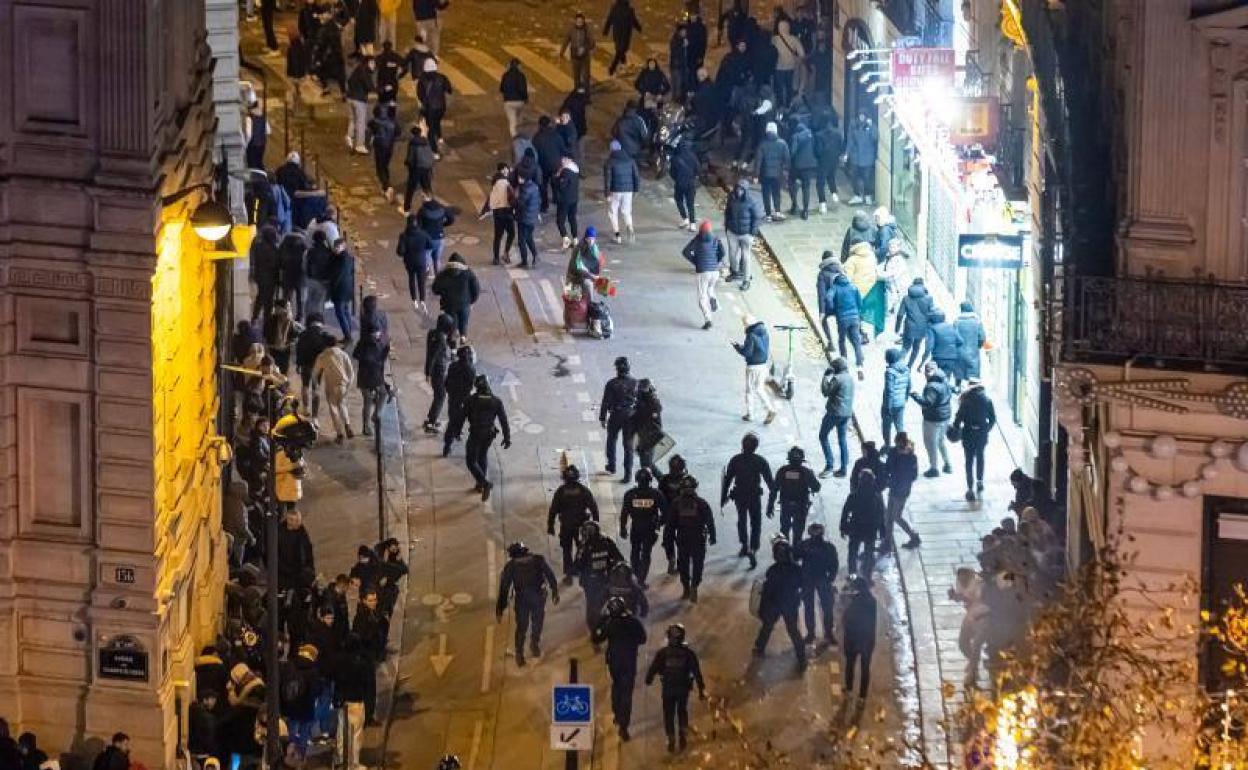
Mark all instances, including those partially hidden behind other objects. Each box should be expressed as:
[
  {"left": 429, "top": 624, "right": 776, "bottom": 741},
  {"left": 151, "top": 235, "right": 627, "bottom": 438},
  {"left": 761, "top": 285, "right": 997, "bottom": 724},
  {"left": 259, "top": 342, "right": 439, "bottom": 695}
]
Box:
[
  {"left": 499, "top": 59, "right": 529, "bottom": 139},
  {"left": 682, "top": 220, "right": 724, "bottom": 330},
  {"left": 366, "top": 105, "right": 398, "bottom": 201},
  {"left": 603, "top": 0, "right": 642, "bottom": 76},
  {"left": 735, "top": 314, "right": 777, "bottom": 423},
  {"left": 645, "top": 624, "right": 706, "bottom": 754},
  {"left": 402, "top": 125, "right": 436, "bottom": 213},
  {"left": 560, "top": 13, "right": 596, "bottom": 90},
  {"left": 604, "top": 140, "right": 640, "bottom": 244},
  {"left": 481, "top": 163, "right": 515, "bottom": 265},
  {"left": 396, "top": 212, "right": 432, "bottom": 310},
  {"left": 417, "top": 59, "right": 453, "bottom": 158}
]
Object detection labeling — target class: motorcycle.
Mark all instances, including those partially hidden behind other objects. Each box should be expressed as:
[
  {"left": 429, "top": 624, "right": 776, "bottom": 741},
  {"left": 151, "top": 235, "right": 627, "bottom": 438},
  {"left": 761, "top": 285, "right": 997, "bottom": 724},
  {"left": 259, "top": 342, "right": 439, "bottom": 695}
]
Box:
[{"left": 653, "top": 102, "right": 718, "bottom": 179}]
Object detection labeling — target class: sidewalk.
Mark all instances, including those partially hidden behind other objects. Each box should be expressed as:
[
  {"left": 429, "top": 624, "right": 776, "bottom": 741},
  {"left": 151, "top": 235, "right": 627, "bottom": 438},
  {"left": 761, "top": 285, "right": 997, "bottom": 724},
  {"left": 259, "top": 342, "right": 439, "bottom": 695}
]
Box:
[{"left": 751, "top": 203, "right": 1017, "bottom": 766}]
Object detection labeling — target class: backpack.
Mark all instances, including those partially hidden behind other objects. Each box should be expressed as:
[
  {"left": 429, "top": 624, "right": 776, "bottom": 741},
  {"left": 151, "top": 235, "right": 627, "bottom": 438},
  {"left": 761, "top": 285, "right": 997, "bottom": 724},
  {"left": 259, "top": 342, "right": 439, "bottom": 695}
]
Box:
[
  {"left": 424, "top": 75, "right": 447, "bottom": 112},
  {"left": 588, "top": 301, "right": 613, "bottom": 339}
]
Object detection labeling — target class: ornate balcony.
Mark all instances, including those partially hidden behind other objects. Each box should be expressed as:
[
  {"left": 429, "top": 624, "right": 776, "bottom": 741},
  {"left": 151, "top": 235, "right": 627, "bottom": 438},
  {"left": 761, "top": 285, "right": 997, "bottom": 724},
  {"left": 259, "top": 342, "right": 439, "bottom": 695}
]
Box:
[{"left": 1062, "top": 274, "right": 1248, "bottom": 372}]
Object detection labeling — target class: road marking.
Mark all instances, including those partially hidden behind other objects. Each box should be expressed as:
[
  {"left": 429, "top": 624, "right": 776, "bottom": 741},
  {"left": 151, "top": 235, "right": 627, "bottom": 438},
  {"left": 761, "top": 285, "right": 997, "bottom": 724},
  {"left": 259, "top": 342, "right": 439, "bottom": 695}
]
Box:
[
  {"left": 487, "top": 540, "right": 498, "bottom": 601},
  {"left": 571, "top": 372, "right": 586, "bottom": 383},
  {"left": 575, "top": 392, "right": 591, "bottom": 404},
  {"left": 438, "top": 58, "right": 486, "bottom": 96},
  {"left": 481, "top": 624, "right": 495, "bottom": 693},
  {"left": 459, "top": 178, "right": 487, "bottom": 212},
  {"left": 457, "top": 46, "right": 537, "bottom": 93},
  {"left": 508, "top": 267, "right": 529, "bottom": 280},
  {"left": 503, "top": 45, "right": 575, "bottom": 92},
  {"left": 467, "top": 718, "right": 484, "bottom": 770},
  {"left": 567, "top": 355, "right": 581, "bottom": 366},
  {"left": 539, "top": 278, "right": 565, "bottom": 324},
  {"left": 429, "top": 633, "right": 454, "bottom": 677},
  {"left": 581, "top": 409, "right": 596, "bottom": 423},
  {"left": 586, "top": 430, "right": 602, "bottom": 442}
]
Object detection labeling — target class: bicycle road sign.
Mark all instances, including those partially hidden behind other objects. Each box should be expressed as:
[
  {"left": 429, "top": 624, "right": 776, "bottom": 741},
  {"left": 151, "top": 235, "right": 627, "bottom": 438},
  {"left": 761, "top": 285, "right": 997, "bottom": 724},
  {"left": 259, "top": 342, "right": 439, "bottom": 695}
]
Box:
[{"left": 551, "top": 684, "right": 593, "bottom": 726}]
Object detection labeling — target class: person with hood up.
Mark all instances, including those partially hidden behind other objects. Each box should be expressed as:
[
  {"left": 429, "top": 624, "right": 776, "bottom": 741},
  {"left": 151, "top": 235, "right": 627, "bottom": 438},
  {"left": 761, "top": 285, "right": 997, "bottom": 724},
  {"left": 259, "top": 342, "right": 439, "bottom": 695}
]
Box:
[
  {"left": 463, "top": 375, "right": 512, "bottom": 500},
  {"left": 682, "top": 220, "right": 725, "bottom": 330},
  {"left": 817, "top": 256, "right": 863, "bottom": 367},
  {"left": 612, "top": 101, "right": 648, "bottom": 161},
  {"left": 395, "top": 212, "right": 432, "bottom": 309},
  {"left": 328, "top": 238, "right": 356, "bottom": 340},
  {"left": 553, "top": 155, "right": 582, "bottom": 250},
  {"left": 482, "top": 162, "right": 515, "bottom": 265},
  {"left": 604, "top": 139, "right": 641, "bottom": 244},
  {"left": 954, "top": 301, "right": 987, "bottom": 388},
  {"left": 753, "top": 121, "right": 789, "bottom": 220},
  {"left": 952, "top": 378, "right": 996, "bottom": 502},
  {"left": 634, "top": 58, "right": 671, "bottom": 118},
  {"left": 366, "top": 104, "right": 399, "bottom": 201},
  {"left": 353, "top": 324, "right": 391, "bottom": 433},
  {"left": 442, "top": 345, "right": 476, "bottom": 457},
  {"left": 314, "top": 334, "right": 354, "bottom": 441},
  {"left": 734, "top": 313, "right": 778, "bottom": 423},
  {"left": 417, "top": 196, "right": 455, "bottom": 276},
  {"left": 533, "top": 116, "right": 570, "bottom": 213},
  {"left": 839, "top": 209, "right": 877, "bottom": 261},
  {"left": 250, "top": 224, "right": 281, "bottom": 325},
  {"left": 402, "top": 125, "right": 437, "bottom": 213},
  {"left": 787, "top": 118, "right": 817, "bottom": 219},
  {"left": 753, "top": 537, "right": 807, "bottom": 669},
  {"left": 895, "top": 278, "right": 934, "bottom": 368},
  {"left": 813, "top": 112, "right": 843, "bottom": 213},
  {"left": 499, "top": 59, "right": 529, "bottom": 138},
  {"left": 295, "top": 313, "right": 333, "bottom": 416},
  {"left": 513, "top": 171, "right": 541, "bottom": 267},
  {"left": 881, "top": 432, "right": 921, "bottom": 550},
  {"left": 926, "top": 309, "right": 964, "bottom": 383},
  {"left": 881, "top": 347, "right": 911, "bottom": 447},
  {"left": 560, "top": 85, "right": 592, "bottom": 139},
  {"left": 417, "top": 57, "right": 453, "bottom": 157},
  {"left": 670, "top": 138, "right": 700, "bottom": 231},
  {"left": 845, "top": 239, "right": 887, "bottom": 342},
  {"left": 560, "top": 13, "right": 596, "bottom": 90},
  {"left": 872, "top": 206, "right": 899, "bottom": 262},
  {"left": 844, "top": 111, "right": 878, "bottom": 205},
  {"left": 278, "top": 231, "right": 308, "bottom": 322},
  {"left": 723, "top": 179, "right": 763, "bottom": 290},
  {"left": 423, "top": 312, "right": 455, "bottom": 433},
  {"left": 603, "top": 0, "right": 642, "bottom": 75},
  {"left": 910, "top": 362, "right": 953, "bottom": 477},
  {"left": 839, "top": 468, "right": 885, "bottom": 575},
  {"left": 431, "top": 252, "right": 480, "bottom": 338},
  {"left": 669, "top": 24, "right": 692, "bottom": 103},
  {"left": 819, "top": 357, "right": 854, "bottom": 477},
  {"left": 345, "top": 56, "right": 376, "bottom": 155},
  {"left": 842, "top": 576, "right": 878, "bottom": 702}
]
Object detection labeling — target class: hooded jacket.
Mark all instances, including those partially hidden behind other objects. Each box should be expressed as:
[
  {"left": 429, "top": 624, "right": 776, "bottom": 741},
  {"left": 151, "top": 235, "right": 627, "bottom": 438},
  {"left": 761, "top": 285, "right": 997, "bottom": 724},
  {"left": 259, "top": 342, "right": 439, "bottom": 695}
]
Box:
[
  {"left": 554, "top": 160, "right": 581, "bottom": 204},
  {"left": 669, "top": 141, "right": 699, "bottom": 187},
  {"left": 813, "top": 121, "right": 844, "bottom": 170},
  {"left": 840, "top": 480, "right": 885, "bottom": 539},
  {"left": 954, "top": 384, "right": 997, "bottom": 444},
  {"left": 612, "top": 108, "right": 648, "bottom": 159},
  {"left": 514, "top": 178, "right": 541, "bottom": 224},
  {"left": 821, "top": 366, "right": 854, "bottom": 417},
  {"left": 815, "top": 255, "right": 841, "bottom": 317},
  {"left": 826, "top": 272, "right": 861, "bottom": 323},
  {"left": 735, "top": 321, "right": 770, "bottom": 365},
  {"left": 840, "top": 211, "right": 877, "bottom": 261},
  {"left": 788, "top": 122, "right": 817, "bottom": 171},
  {"left": 911, "top": 371, "right": 952, "bottom": 422},
  {"left": 681, "top": 231, "right": 724, "bottom": 273},
  {"left": 896, "top": 282, "right": 934, "bottom": 341},
  {"left": 499, "top": 62, "right": 528, "bottom": 102},
  {"left": 279, "top": 233, "right": 308, "bottom": 289},
  {"left": 603, "top": 149, "right": 641, "bottom": 193},
  {"left": 882, "top": 348, "right": 911, "bottom": 410},
  {"left": 955, "top": 311, "right": 987, "bottom": 379},
  {"left": 603, "top": 0, "right": 642, "bottom": 44},
  {"left": 532, "top": 124, "right": 569, "bottom": 175},
  {"left": 753, "top": 132, "right": 789, "bottom": 178},
  {"left": 353, "top": 335, "right": 390, "bottom": 390},
  {"left": 724, "top": 180, "right": 763, "bottom": 235},
  {"left": 396, "top": 221, "right": 432, "bottom": 272},
  {"left": 417, "top": 199, "right": 454, "bottom": 240},
  {"left": 843, "top": 241, "right": 877, "bottom": 297},
  {"left": 431, "top": 259, "right": 480, "bottom": 312},
  {"left": 404, "top": 134, "right": 436, "bottom": 171},
  {"left": 845, "top": 117, "right": 878, "bottom": 167},
  {"left": 926, "top": 311, "right": 963, "bottom": 363}
]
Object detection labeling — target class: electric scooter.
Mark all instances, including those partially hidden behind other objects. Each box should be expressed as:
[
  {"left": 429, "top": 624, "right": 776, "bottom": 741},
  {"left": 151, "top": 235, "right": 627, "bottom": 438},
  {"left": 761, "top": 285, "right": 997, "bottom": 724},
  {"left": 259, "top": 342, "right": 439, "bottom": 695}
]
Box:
[{"left": 768, "top": 324, "right": 805, "bottom": 400}]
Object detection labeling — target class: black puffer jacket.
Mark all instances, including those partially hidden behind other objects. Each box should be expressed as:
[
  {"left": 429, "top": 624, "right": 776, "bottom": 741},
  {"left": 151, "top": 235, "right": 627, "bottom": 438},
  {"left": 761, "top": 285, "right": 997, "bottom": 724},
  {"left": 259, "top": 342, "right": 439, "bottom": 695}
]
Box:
[
  {"left": 612, "top": 109, "right": 648, "bottom": 158},
  {"left": 431, "top": 259, "right": 481, "bottom": 312},
  {"left": 724, "top": 181, "right": 763, "bottom": 235},
  {"left": 669, "top": 142, "right": 699, "bottom": 188},
  {"left": 788, "top": 123, "right": 817, "bottom": 172}
]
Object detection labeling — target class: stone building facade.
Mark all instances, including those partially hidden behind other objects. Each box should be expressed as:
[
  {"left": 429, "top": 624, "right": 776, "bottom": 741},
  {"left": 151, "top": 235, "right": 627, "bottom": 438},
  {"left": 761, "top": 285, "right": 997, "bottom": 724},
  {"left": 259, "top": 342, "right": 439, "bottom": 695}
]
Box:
[{"left": 0, "top": 0, "right": 228, "bottom": 766}]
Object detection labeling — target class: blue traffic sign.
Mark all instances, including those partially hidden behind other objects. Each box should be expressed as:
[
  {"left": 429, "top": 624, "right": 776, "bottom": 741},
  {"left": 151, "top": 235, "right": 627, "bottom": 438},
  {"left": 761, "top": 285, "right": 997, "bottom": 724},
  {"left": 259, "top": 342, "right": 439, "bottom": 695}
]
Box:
[{"left": 551, "top": 684, "right": 593, "bottom": 725}]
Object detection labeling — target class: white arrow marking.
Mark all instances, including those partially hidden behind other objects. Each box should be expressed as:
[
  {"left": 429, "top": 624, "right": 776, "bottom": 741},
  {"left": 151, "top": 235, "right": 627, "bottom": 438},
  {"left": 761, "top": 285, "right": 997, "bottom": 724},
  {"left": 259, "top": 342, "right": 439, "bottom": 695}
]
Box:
[
  {"left": 429, "top": 633, "right": 453, "bottom": 677},
  {"left": 501, "top": 369, "right": 521, "bottom": 402}
]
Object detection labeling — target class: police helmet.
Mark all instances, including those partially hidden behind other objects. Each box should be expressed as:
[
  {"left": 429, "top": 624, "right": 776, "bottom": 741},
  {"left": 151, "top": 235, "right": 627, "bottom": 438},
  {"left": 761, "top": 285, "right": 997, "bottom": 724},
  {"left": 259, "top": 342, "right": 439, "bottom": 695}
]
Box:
[
  {"left": 807, "top": 522, "right": 825, "bottom": 538},
  {"left": 665, "top": 623, "right": 686, "bottom": 645},
  {"left": 437, "top": 756, "right": 462, "bottom": 770},
  {"left": 678, "top": 474, "right": 699, "bottom": 492},
  {"left": 580, "top": 520, "right": 600, "bottom": 540},
  {"left": 787, "top": 446, "right": 806, "bottom": 465},
  {"left": 772, "top": 537, "right": 793, "bottom": 562},
  {"left": 614, "top": 356, "right": 630, "bottom": 374},
  {"left": 634, "top": 467, "right": 653, "bottom": 486},
  {"left": 668, "top": 454, "right": 687, "bottom": 474},
  {"left": 604, "top": 596, "right": 628, "bottom": 617},
  {"left": 456, "top": 345, "right": 474, "bottom": 363},
  {"left": 562, "top": 464, "right": 581, "bottom": 483},
  {"left": 741, "top": 432, "right": 760, "bottom": 452},
  {"left": 473, "top": 374, "right": 491, "bottom": 393},
  {"left": 507, "top": 541, "right": 529, "bottom": 559},
  {"left": 611, "top": 562, "right": 632, "bottom": 578}
]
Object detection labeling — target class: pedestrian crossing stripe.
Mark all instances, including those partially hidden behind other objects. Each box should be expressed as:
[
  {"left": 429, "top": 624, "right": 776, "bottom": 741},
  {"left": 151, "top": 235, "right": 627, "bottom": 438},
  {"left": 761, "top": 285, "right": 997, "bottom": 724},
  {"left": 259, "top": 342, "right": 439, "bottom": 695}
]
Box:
[
  {"left": 458, "top": 178, "right": 486, "bottom": 213},
  {"left": 455, "top": 47, "right": 539, "bottom": 94},
  {"left": 435, "top": 57, "right": 486, "bottom": 96},
  {"left": 502, "top": 44, "right": 574, "bottom": 93}
]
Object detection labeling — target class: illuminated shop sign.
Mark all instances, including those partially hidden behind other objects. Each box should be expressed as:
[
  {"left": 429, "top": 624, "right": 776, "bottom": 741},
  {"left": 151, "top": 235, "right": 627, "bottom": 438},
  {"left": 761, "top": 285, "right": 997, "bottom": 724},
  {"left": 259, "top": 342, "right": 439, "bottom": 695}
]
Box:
[
  {"left": 890, "top": 48, "right": 955, "bottom": 90},
  {"left": 958, "top": 233, "right": 1024, "bottom": 269}
]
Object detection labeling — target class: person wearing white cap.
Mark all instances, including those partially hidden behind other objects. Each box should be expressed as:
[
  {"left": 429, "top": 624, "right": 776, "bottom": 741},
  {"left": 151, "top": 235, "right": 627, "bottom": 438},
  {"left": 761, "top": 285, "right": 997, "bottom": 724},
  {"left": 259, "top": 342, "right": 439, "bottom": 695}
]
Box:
[
  {"left": 418, "top": 57, "right": 453, "bottom": 158},
  {"left": 733, "top": 314, "right": 778, "bottom": 424},
  {"left": 753, "top": 121, "right": 789, "bottom": 221}
]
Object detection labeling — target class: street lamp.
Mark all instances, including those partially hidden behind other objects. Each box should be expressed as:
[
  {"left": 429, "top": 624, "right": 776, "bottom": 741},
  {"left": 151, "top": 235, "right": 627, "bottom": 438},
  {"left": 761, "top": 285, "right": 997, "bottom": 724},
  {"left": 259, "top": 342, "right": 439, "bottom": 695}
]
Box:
[{"left": 162, "top": 181, "right": 234, "bottom": 243}]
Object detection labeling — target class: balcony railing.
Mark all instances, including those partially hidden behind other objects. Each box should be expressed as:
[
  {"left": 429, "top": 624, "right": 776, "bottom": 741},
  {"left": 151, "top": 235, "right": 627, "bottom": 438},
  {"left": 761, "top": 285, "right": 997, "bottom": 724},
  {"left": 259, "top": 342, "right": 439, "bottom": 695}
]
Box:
[{"left": 1062, "top": 274, "right": 1248, "bottom": 372}]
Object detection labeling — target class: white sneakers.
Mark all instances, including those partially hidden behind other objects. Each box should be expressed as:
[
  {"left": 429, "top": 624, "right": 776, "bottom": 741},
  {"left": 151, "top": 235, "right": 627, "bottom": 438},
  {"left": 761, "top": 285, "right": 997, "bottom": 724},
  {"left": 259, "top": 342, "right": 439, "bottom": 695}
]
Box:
[
  {"left": 848, "top": 195, "right": 863, "bottom": 204},
  {"left": 678, "top": 219, "right": 690, "bottom": 230},
  {"left": 819, "top": 202, "right": 827, "bottom": 215},
  {"left": 561, "top": 235, "right": 573, "bottom": 249},
  {"left": 832, "top": 193, "right": 840, "bottom": 203}
]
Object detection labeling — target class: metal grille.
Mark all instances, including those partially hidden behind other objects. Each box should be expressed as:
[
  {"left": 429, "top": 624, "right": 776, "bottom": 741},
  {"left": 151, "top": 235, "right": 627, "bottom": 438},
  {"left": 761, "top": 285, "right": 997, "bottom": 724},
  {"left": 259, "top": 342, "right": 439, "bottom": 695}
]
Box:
[{"left": 926, "top": 177, "right": 958, "bottom": 291}]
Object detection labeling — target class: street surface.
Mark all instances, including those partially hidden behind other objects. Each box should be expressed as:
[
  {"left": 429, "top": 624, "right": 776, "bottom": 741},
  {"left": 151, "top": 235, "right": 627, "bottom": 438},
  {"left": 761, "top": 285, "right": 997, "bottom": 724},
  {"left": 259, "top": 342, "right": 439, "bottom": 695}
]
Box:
[{"left": 241, "top": 2, "right": 936, "bottom": 767}]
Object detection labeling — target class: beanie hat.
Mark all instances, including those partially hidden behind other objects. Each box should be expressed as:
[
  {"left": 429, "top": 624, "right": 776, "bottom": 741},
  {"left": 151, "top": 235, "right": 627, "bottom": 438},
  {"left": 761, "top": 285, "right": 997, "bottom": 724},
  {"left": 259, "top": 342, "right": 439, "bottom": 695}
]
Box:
[
  {"left": 357, "top": 545, "right": 373, "bottom": 558},
  {"left": 585, "top": 226, "right": 597, "bottom": 238},
  {"left": 698, "top": 220, "right": 712, "bottom": 234},
  {"left": 450, "top": 252, "right": 466, "bottom": 264},
  {"left": 765, "top": 121, "right": 778, "bottom": 135},
  {"left": 609, "top": 139, "right": 622, "bottom": 151}
]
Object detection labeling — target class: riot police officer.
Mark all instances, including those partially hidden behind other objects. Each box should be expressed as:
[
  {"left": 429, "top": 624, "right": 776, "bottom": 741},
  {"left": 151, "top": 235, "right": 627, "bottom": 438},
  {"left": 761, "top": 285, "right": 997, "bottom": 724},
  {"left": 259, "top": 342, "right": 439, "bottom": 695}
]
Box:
[
  {"left": 495, "top": 541, "right": 560, "bottom": 666},
  {"left": 599, "top": 356, "right": 639, "bottom": 482},
  {"left": 666, "top": 475, "right": 716, "bottom": 602},
  {"left": 546, "top": 465, "right": 600, "bottom": 583},
  {"left": 722, "top": 432, "right": 775, "bottom": 570},
  {"left": 463, "top": 374, "right": 511, "bottom": 501},
  {"left": 645, "top": 624, "right": 706, "bottom": 754},
  {"left": 753, "top": 536, "right": 807, "bottom": 669},
  {"left": 591, "top": 596, "right": 648, "bottom": 741},
  {"left": 795, "top": 522, "right": 839, "bottom": 645},
  {"left": 604, "top": 562, "right": 649, "bottom": 618},
  {"left": 658, "top": 455, "right": 691, "bottom": 575},
  {"left": 619, "top": 468, "right": 666, "bottom": 587},
  {"left": 769, "top": 446, "right": 822, "bottom": 545},
  {"left": 573, "top": 520, "right": 624, "bottom": 636}
]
